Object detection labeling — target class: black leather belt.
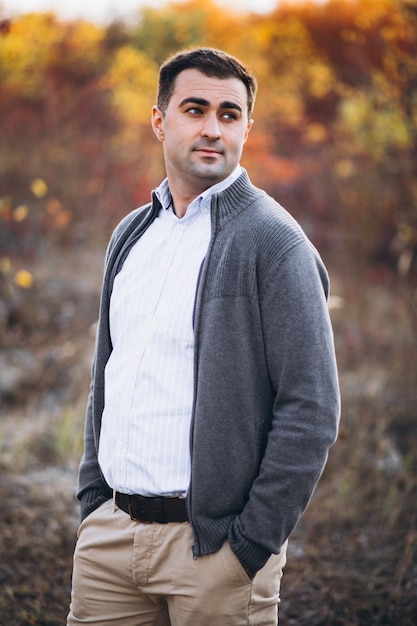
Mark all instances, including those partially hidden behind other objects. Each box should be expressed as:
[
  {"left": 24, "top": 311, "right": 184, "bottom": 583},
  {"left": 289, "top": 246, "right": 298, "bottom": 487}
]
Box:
[{"left": 115, "top": 492, "right": 188, "bottom": 524}]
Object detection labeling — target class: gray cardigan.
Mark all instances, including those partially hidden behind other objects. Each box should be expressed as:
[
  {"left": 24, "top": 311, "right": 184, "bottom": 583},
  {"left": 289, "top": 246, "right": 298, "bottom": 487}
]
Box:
[{"left": 77, "top": 170, "right": 340, "bottom": 573}]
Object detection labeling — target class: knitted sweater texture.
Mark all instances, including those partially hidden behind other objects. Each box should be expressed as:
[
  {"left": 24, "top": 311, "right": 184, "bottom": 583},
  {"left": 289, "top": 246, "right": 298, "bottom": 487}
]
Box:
[{"left": 77, "top": 170, "right": 340, "bottom": 573}]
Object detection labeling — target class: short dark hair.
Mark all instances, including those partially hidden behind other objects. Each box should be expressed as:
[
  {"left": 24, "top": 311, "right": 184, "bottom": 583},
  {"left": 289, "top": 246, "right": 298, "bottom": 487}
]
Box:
[{"left": 157, "top": 47, "right": 257, "bottom": 117}]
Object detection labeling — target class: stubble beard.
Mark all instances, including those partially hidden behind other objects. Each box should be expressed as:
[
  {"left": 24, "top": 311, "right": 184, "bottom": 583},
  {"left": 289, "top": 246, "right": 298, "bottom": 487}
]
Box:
[{"left": 188, "top": 148, "right": 231, "bottom": 185}]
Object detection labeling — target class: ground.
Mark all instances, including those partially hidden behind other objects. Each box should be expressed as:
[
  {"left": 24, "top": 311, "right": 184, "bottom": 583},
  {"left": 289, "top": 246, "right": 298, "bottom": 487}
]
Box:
[{"left": 0, "top": 248, "right": 416, "bottom": 625}]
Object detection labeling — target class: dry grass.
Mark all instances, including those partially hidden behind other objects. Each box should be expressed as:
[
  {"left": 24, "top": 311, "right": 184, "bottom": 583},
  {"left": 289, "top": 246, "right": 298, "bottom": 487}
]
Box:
[
  {"left": 0, "top": 251, "right": 416, "bottom": 625},
  {"left": 280, "top": 274, "right": 417, "bottom": 625}
]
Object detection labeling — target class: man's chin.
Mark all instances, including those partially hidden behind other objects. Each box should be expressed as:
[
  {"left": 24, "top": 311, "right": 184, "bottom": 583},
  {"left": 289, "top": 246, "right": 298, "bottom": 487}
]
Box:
[{"left": 190, "top": 163, "right": 230, "bottom": 182}]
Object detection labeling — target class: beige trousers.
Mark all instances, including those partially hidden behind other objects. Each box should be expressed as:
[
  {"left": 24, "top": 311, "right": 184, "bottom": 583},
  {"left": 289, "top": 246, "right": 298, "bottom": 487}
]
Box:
[{"left": 67, "top": 499, "right": 287, "bottom": 626}]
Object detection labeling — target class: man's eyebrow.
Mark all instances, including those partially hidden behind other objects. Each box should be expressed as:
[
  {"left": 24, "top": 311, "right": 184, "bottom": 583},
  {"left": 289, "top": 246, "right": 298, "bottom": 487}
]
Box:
[
  {"left": 222, "top": 101, "right": 243, "bottom": 112},
  {"left": 179, "top": 97, "right": 209, "bottom": 108},
  {"left": 178, "top": 97, "right": 242, "bottom": 112}
]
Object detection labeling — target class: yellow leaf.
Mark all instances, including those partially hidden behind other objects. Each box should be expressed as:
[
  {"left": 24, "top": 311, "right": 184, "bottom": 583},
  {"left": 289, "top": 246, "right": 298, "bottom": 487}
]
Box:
[
  {"left": 13, "top": 205, "right": 29, "bottom": 221},
  {"left": 305, "top": 123, "right": 327, "bottom": 144},
  {"left": 14, "top": 269, "right": 33, "bottom": 289},
  {"left": 335, "top": 159, "right": 356, "bottom": 179},
  {"left": 46, "top": 197, "right": 62, "bottom": 215},
  {"left": 0, "top": 257, "right": 11, "bottom": 274},
  {"left": 31, "top": 178, "right": 48, "bottom": 198},
  {"left": 55, "top": 209, "right": 72, "bottom": 227}
]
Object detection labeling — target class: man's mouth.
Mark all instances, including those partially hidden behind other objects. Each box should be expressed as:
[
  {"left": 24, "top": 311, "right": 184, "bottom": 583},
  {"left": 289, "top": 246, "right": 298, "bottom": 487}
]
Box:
[{"left": 193, "top": 146, "right": 222, "bottom": 156}]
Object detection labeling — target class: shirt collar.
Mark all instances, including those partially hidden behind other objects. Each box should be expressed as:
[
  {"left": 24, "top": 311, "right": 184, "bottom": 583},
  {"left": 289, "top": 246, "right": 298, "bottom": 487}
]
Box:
[{"left": 154, "top": 165, "right": 243, "bottom": 214}]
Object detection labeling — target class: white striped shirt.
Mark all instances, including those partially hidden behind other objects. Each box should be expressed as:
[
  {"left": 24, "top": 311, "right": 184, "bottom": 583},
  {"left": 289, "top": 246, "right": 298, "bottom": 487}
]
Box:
[{"left": 98, "top": 166, "right": 242, "bottom": 496}]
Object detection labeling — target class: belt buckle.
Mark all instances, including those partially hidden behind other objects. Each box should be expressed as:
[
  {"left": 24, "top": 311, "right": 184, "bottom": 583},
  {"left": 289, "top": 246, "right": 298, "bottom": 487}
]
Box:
[{"left": 126, "top": 498, "right": 137, "bottom": 522}]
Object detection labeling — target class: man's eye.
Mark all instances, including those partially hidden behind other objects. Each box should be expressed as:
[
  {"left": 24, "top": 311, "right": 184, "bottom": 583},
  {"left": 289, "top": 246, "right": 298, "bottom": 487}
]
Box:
[
  {"left": 222, "top": 112, "right": 238, "bottom": 120},
  {"left": 187, "top": 107, "right": 203, "bottom": 115}
]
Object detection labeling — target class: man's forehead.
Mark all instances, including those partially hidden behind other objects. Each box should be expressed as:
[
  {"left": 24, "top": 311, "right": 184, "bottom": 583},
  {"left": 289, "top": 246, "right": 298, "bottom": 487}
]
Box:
[{"left": 171, "top": 68, "right": 248, "bottom": 107}]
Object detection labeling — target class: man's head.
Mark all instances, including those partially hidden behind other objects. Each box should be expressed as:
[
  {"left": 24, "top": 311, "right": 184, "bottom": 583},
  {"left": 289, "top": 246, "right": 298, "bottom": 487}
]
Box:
[
  {"left": 152, "top": 48, "right": 257, "bottom": 201},
  {"left": 157, "top": 47, "right": 257, "bottom": 118}
]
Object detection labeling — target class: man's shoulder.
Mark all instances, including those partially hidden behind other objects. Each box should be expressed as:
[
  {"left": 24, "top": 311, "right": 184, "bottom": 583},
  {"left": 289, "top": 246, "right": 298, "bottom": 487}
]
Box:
[
  {"left": 221, "top": 171, "right": 300, "bottom": 232},
  {"left": 235, "top": 187, "right": 306, "bottom": 247},
  {"left": 113, "top": 201, "right": 153, "bottom": 236},
  {"left": 223, "top": 181, "right": 316, "bottom": 270},
  {"left": 104, "top": 201, "right": 154, "bottom": 262},
  {"left": 226, "top": 171, "right": 301, "bottom": 228}
]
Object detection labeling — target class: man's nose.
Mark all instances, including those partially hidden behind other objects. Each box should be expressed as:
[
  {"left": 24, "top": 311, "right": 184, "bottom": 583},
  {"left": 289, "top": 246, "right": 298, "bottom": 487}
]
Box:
[{"left": 201, "top": 113, "right": 221, "bottom": 139}]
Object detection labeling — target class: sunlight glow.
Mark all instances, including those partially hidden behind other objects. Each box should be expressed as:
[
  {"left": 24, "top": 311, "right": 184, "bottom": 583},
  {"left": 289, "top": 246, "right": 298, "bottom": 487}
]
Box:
[{"left": 1, "top": 0, "right": 328, "bottom": 24}]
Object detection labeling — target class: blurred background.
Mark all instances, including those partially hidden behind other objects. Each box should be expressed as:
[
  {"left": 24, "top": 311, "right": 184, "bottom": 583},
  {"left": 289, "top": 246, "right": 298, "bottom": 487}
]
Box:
[{"left": 0, "top": 0, "right": 416, "bottom": 623}]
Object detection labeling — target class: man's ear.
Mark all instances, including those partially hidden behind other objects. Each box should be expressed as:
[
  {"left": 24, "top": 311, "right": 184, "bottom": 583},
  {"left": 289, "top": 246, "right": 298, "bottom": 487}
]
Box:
[
  {"left": 244, "top": 118, "right": 254, "bottom": 143},
  {"left": 152, "top": 106, "right": 165, "bottom": 141}
]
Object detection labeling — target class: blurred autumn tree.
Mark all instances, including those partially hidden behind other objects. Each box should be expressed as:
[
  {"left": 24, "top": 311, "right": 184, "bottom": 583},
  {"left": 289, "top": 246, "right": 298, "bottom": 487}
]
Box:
[
  {"left": 0, "top": 12, "right": 157, "bottom": 262},
  {"left": 299, "top": 0, "right": 417, "bottom": 275},
  {"left": 0, "top": 0, "right": 416, "bottom": 276}
]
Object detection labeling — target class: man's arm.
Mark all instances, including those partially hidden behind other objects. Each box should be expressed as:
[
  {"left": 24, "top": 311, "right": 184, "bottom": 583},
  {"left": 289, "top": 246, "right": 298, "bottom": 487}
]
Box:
[
  {"left": 77, "top": 374, "right": 112, "bottom": 521},
  {"left": 229, "top": 241, "right": 340, "bottom": 572}
]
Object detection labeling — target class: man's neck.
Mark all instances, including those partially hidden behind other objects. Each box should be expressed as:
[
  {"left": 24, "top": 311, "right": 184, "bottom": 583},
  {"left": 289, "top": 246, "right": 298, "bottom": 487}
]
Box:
[
  {"left": 168, "top": 180, "right": 212, "bottom": 219},
  {"left": 171, "top": 195, "right": 197, "bottom": 219},
  {"left": 166, "top": 166, "right": 242, "bottom": 218}
]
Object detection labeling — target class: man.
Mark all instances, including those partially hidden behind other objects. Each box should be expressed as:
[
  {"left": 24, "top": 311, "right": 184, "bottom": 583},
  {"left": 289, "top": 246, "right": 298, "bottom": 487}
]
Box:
[{"left": 67, "top": 47, "right": 340, "bottom": 625}]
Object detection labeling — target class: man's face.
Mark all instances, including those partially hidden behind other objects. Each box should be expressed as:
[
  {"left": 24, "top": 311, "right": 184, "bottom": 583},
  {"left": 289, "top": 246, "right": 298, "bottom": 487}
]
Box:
[{"left": 152, "top": 68, "right": 253, "bottom": 193}]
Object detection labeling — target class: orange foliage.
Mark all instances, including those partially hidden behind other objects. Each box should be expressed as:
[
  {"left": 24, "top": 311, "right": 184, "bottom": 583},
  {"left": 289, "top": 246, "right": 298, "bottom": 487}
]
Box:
[{"left": 0, "top": 0, "right": 416, "bottom": 273}]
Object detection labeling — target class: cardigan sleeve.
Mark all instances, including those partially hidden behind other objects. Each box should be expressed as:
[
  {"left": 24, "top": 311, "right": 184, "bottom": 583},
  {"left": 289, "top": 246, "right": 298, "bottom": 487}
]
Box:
[
  {"left": 229, "top": 240, "right": 340, "bottom": 571},
  {"left": 77, "top": 361, "right": 112, "bottom": 521}
]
